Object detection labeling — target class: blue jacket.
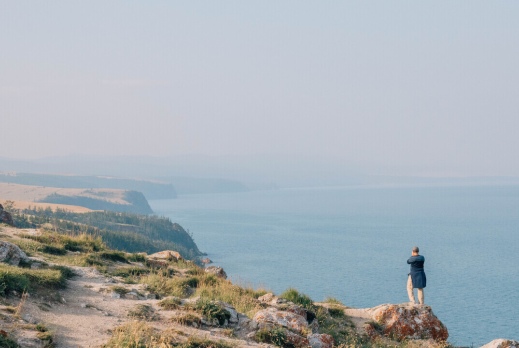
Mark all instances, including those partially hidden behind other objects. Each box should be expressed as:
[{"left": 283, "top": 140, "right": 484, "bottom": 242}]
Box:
[{"left": 407, "top": 255, "right": 426, "bottom": 288}]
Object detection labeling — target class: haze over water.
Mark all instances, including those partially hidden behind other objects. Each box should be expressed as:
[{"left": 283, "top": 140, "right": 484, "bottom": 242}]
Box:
[{"left": 151, "top": 185, "right": 519, "bottom": 347}]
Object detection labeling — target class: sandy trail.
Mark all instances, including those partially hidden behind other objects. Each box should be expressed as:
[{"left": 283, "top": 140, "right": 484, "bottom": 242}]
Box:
[{"left": 21, "top": 266, "right": 154, "bottom": 347}]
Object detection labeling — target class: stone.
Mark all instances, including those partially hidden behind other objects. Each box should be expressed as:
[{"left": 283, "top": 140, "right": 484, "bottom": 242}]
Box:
[
  {"left": 147, "top": 250, "right": 182, "bottom": 262},
  {"left": 110, "top": 292, "right": 121, "bottom": 299},
  {"left": 286, "top": 304, "right": 307, "bottom": 320},
  {"left": 0, "top": 241, "right": 29, "bottom": 266},
  {"left": 201, "top": 257, "right": 213, "bottom": 264},
  {"left": 252, "top": 307, "right": 309, "bottom": 336},
  {"left": 481, "top": 339, "right": 519, "bottom": 348},
  {"left": 308, "top": 333, "right": 335, "bottom": 348},
  {"left": 220, "top": 302, "right": 239, "bottom": 324},
  {"left": 369, "top": 303, "right": 449, "bottom": 342},
  {"left": 258, "top": 293, "right": 276, "bottom": 303},
  {"left": 0, "top": 204, "right": 14, "bottom": 226},
  {"left": 124, "top": 292, "right": 140, "bottom": 300},
  {"left": 205, "top": 266, "right": 227, "bottom": 279}
]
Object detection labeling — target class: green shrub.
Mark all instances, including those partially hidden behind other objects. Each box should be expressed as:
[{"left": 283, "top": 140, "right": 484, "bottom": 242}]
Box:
[
  {"left": 99, "top": 251, "right": 128, "bottom": 263},
  {"left": 102, "top": 321, "right": 156, "bottom": 348},
  {"left": 110, "top": 266, "right": 150, "bottom": 278},
  {"left": 36, "top": 323, "right": 48, "bottom": 332},
  {"left": 127, "top": 304, "right": 157, "bottom": 321},
  {"left": 185, "top": 268, "right": 204, "bottom": 276},
  {"left": 170, "top": 312, "right": 202, "bottom": 327},
  {"left": 142, "top": 274, "right": 198, "bottom": 298},
  {"left": 179, "top": 336, "right": 234, "bottom": 348},
  {"left": 0, "top": 264, "right": 66, "bottom": 295},
  {"left": 314, "top": 305, "right": 357, "bottom": 345},
  {"left": 280, "top": 288, "right": 314, "bottom": 309},
  {"left": 194, "top": 298, "right": 231, "bottom": 326},
  {"left": 324, "top": 297, "right": 344, "bottom": 305},
  {"left": 110, "top": 285, "right": 130, "bottom": 295},
  {"left": 50, "top": 265, "right": 76, "bottom": 279},
  {"left": 84, "top": 254, "right": 104, "bottom": 266},
  {"left": 194, "top": 280, "right": 264, "bottom": 318},
  {"left": 126, "top": 253, "right": 146, "bottom": 262},
  {"left": 0, "top": 335, "right": 19, "bottom": 348},
  {"left": 41, "top": 245, "right": 67, "bottom": 255},
  {"left": 158, "top": 297, "right": 182, "bottom": 310},
  {"left": 254, "top": 327, "right": 290, "bottom": 347},
  {"left": 328, "top": 307, "right": 345, "bottom": 318}
]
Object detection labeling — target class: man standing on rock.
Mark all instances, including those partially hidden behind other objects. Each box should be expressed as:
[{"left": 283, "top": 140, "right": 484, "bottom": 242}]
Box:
[{"left": 407, "top": 246, "right": 426, "bottom": 305}]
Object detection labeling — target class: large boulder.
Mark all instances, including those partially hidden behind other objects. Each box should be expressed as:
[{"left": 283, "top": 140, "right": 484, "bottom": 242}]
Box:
[
  {"left": 481, "top": 339, "right": 519, "bottom": 348},
  {"left": 0, "top": 241, "right": 29, "bottom": 266},
  {"left": 147, "top": 250, "right": 182, "bottom": 262},
  {"left": 252, "top": 307, "right": 309, "bottom": 336},
  {"left": 367, "top": 303, "right": 449, "bottom": 342},
  {"left": 204, "top": 266, "right": 227, "bottom": 279},
  {"left": 0, "top": 204, "right": 14, "bottom": 226}
]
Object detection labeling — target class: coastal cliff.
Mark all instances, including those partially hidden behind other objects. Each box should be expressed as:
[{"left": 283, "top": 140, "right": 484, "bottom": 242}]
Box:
[{"left": 0, "top": 218, "right": 516, "bottom": 347}]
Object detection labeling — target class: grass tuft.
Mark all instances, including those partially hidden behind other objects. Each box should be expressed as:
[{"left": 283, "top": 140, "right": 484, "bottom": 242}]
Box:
[
  {"left": 280, "top": 288, "right": 314, "bottom": 309},
  {"left": 0, "top": 264, "right": 67, "bottom": 295},
  {"left": 194, "top": 298, "right": 231, "bottom": 326},
  {"left": 127, "top": 304, "right": 158, "bottom": 321},
  {"left": 254, "top": 327, "right": 289, "bottom": 347},
  {"left": 158, "top": 297, "right": 182, "bottom": 310}
]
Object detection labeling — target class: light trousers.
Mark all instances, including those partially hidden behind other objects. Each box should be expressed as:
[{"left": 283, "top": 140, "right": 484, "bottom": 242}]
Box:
[{"left": 407, "top": 275, "right": 424, "bottom": 304}]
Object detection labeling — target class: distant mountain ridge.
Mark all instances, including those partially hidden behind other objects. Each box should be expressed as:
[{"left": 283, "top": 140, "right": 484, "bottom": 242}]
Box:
[{"left": 0, "top": 172, "right": 177, "bottom": 200}]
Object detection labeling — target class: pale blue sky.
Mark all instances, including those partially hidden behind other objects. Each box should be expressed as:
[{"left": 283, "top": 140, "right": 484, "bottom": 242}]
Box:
[{"left": 1, "top": 1, "right": 518, "bottom": 176}]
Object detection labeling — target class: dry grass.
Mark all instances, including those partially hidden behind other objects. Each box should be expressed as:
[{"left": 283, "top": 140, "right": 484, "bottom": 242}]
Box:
[
  {"left": 104, "top": 321, "right": 235, "bottom": 348},
  {"left": 0, "top": 183, "right": 129, "bottom": 206},
  {"left": 194, "top": 277, "right": 267, "bottom": 318}
]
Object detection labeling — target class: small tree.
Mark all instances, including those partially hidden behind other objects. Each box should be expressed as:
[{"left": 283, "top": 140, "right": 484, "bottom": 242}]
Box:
[{"left": 3, "top": 200, "right": 15, "bottom": 212}]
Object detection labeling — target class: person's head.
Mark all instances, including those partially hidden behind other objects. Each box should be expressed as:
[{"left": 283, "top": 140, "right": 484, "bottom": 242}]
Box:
[{"left": 412, "top": 246, "right": 419, "bottom": 255}]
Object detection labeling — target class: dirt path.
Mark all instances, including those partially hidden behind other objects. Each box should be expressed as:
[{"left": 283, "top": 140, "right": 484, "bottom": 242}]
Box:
[
  {"left": 343, "top": 307, "right": 374, "bottom": 335},
  {"left": 1, "top": 226, "right": 267, "bottom": 348},
  {"left": 21, "top": 267, "right": 146, "bottom": 347}
]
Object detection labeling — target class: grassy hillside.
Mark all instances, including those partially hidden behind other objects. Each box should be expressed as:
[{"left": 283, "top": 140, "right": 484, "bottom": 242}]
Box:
[
  {"left": 41, "top": 190, "right": 153, "bottom": 214},
  {"left": 11, "top": 207, "right": 202, "bottom": 260}
]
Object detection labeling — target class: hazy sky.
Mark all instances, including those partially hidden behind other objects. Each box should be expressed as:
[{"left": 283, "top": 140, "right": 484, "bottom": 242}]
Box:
[{"left": 1, "top": 1, "right": 518, "bottom": 177}]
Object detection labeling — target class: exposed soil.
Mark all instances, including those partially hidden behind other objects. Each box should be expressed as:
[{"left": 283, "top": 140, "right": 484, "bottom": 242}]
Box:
[{"left": 0, "top": 226, "right": 268, "bottom": 348}]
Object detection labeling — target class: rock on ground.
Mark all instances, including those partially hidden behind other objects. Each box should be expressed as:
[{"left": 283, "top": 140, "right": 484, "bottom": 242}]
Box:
[
  {"left": 204, "top": 266, "right": 227, "bottom": 279},
  {"left": 367, "top": 303, "right": 449, "bottom": 342},
  {"left": 480, "top": 339, "right": 519, "bottom": 348},
  {"left": 0, "top": 240, "right": 29, "bottom": 266}
]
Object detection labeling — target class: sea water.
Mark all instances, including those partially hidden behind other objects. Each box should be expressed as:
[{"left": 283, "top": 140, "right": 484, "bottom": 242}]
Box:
[{"left": 149, "top": 185, "right": 519, "bottom": 346}]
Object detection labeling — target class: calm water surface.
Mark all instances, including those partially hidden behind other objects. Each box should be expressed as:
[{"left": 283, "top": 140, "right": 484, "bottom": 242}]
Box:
[{"left": 150, "top": 185, "right": 519, "bottom": 346}]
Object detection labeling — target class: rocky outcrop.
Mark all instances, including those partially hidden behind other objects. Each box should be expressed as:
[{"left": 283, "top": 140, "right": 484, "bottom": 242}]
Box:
[
  {"left": 201, "top": 257, "right": 212, "bottom": 264},
  {"left": 481, "top": 339, "right": 519, "bottom": 348},
  {"left": 248, "top": 304, "right": 332, "bottom": 348},
  {"left": 308, "top": 333, "right": 334, "bottom": 348},
  {"left": 147, "top": 250, "right": 182, "bottom": 262},
  {"left": 204, "top": 266, "right": 227, "bottom": 279},
  {"left": 0, "top": 241, "right": 29, "bottom": 266},
  {"left": 252, "top": 307, "right": 310, "bottom": 336},
  {"left": 366, "top": 303, "right": 449, "bottom": 342},
  {"left": 0, "top": 204, "right": 14, "bottom": 226}
]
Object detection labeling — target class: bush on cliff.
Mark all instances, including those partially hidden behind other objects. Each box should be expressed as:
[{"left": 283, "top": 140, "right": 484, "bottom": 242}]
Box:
[{"left": 280, "top": 287, "right": 314, "bottom": 309}]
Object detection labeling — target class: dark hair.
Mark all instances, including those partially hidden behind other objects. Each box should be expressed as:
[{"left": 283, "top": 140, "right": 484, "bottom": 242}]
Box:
[{"left": 412, "top": 246, "right": 419, "bottom": 253}]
